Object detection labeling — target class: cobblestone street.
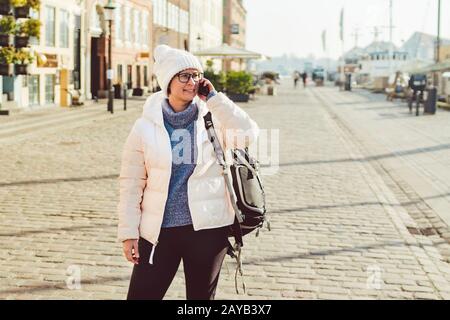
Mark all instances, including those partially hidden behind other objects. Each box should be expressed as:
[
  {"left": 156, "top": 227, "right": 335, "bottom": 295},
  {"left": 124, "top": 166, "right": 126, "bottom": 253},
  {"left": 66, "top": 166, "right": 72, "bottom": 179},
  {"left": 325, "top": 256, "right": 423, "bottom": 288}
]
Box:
[{"left": 1, "top": 80, "right": 450, "bottom": 300}]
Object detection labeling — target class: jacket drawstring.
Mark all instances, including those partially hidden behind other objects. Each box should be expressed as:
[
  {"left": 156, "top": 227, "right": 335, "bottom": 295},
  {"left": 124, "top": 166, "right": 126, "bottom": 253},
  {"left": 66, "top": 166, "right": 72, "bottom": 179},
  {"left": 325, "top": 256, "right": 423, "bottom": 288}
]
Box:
[{"left": 149, "top": 241, "right": 158, "bottom": 265}]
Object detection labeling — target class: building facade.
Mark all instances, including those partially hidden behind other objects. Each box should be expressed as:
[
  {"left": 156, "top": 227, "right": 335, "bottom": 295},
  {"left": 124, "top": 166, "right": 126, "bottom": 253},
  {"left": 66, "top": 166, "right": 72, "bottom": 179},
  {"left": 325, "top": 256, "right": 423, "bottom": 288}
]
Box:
[
  {"left": 151, "top": 0, "right": 189, "bottom": 90},
  {"left": 85, "top": 0, "right": 152, "bottom": 100},
  {"left": 222, "top": 0, "right": 246, "bottom": 71},
  {"left": 189, "top": 0, "right": 222, "bottom": 72},
  {"left": 355, "top": 41, "right": 408, "bottom": 80},
  {"left": 151, "top": 0, "right": 189, "bottom": 50},
  {"left": 438, "top": 45, "right": 450, "bottom": 62},
  {"left": 401, "top": 32, "right": 450, "bottom": 63},
  {"left": 1, "top": 0, "right": 83, "bottom": 109}
]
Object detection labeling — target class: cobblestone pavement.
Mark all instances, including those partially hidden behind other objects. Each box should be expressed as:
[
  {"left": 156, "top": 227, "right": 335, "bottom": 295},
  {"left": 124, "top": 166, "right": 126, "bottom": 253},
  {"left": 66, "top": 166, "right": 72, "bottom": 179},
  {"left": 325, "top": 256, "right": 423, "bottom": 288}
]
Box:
[{"left": 1, "top": 80, "right": 450, "bottom": 300}]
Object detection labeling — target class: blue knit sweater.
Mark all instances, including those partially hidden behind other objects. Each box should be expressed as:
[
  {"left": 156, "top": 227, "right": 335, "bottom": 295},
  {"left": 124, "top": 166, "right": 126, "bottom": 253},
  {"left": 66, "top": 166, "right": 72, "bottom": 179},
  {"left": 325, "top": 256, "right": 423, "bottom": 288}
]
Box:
[{"left": 161, "top": 98, "right": 198, "bottom": 228}]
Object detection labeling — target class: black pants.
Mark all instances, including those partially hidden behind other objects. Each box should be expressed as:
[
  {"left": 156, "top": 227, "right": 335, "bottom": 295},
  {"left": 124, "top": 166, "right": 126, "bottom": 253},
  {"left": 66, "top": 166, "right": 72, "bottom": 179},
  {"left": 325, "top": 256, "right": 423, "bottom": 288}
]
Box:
[{"left": 127, "top": 225, "right": 230, "bottom": 300}]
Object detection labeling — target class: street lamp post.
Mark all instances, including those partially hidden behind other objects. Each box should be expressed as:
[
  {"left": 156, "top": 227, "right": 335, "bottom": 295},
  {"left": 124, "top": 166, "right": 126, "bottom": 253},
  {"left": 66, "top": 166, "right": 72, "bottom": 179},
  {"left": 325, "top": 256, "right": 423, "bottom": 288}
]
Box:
[
  {"left": 104, "top": 0, "right": 116, "bottom": 114},
  {"left": 436, "top": 0, "right": 441, "bottom": 63}
]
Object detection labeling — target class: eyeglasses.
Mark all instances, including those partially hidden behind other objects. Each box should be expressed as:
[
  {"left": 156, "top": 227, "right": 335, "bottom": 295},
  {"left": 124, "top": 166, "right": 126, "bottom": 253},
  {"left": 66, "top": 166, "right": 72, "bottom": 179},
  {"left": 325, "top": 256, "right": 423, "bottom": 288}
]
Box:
[{"left": 177, "top": 72, "right": 203, "bottom": 83}]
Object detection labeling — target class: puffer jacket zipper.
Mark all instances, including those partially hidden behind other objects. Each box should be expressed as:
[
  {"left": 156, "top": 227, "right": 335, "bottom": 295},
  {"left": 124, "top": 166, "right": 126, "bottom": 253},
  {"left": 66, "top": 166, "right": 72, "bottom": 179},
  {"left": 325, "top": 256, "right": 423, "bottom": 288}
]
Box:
[{"left": 148, "top": 122, "right": 172, "bottom": 265}]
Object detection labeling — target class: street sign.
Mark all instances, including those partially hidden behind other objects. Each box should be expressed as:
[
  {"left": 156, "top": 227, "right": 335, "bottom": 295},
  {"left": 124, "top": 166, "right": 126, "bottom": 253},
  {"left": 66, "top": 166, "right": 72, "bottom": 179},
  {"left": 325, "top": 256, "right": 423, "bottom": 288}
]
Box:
[
  {"left": 231, "top": 24, "right": 239, "bottom": 34},
  {"left": 107, "top": 69, "right": 114, "bottom": 80}
]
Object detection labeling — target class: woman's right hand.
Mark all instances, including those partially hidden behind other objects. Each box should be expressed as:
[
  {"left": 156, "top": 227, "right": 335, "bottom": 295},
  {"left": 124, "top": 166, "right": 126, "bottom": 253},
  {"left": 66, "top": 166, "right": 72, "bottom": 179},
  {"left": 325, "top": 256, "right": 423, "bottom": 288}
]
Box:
[{"left": 123, "top": 239, "right": 139, "bottom": 264}]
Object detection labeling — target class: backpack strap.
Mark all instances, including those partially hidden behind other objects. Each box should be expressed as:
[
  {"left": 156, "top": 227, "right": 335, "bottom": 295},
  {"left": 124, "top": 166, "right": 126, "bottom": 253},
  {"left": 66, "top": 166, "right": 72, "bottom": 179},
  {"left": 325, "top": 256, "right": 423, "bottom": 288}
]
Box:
[
  {"left": 203, "top": 112, "right": 247, "bottom": 295},
  {"left": 203, "top": 112, "right": 244, "bottom": 227}
]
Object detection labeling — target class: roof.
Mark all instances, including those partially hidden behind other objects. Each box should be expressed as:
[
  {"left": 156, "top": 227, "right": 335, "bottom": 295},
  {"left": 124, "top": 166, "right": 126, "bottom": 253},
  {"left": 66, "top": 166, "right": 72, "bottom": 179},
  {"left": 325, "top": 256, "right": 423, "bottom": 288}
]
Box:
[
  {"left": 404, "top": 59, "right": 450, "bottom": 74},
  {"left": 401, "top": 32, "right": 450, "bottom": 61},
  {"left": 343, "top": 46, "right": 366, "bottom": 59},
  {"left": 193, "top": 44, "right": 267, "bottom": 60},
  {"left": 364, "top": 41, "right": 399, "bottom": 53}
]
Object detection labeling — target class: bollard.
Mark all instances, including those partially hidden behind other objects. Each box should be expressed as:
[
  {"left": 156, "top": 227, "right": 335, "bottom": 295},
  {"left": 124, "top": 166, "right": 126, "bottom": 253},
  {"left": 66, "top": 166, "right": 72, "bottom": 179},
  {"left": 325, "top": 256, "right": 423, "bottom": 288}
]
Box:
[
  {"left": 123, "top": 84, "right": 127, "bottom": 111},
  {"left": 424, "top": 87, "right": 437, "bottom": 115}
]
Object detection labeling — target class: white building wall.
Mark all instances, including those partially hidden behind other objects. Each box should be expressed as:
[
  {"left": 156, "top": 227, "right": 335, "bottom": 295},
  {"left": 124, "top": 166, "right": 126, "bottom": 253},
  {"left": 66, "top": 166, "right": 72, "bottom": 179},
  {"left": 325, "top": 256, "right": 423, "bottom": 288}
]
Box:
[
  {"left": 189, "top": 0, "right": 223, "bottom": 72},
  {"left": 9, "top": 0, "right": 83, "bottom": 109},
  {"left": 360, "top": 54, "right": 409, "bottom": 78}
]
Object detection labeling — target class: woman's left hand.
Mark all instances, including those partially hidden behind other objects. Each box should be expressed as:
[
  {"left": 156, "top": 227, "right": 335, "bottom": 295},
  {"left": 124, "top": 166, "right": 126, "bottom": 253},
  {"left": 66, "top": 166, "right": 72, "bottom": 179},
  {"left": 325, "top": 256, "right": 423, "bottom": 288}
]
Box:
[{"left": 197, "top": 79, "right": 215, "bottom": 102}]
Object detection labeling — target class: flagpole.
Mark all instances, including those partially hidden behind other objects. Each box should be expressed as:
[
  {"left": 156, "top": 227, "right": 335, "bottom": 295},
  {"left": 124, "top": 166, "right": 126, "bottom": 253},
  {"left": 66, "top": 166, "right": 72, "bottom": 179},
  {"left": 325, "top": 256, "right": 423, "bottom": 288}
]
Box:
[
  {"left": 388, "top": 0, "right": 393, "bottom": 80},
  {"left": 340, "top": 8, "right": 345, "bottom": 90}
]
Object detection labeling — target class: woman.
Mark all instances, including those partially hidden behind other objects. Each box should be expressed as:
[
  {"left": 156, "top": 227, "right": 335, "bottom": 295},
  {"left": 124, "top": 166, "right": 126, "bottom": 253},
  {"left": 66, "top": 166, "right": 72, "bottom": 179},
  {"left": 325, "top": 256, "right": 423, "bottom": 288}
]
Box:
[{"left": 117, "top": 45, "right": 260, "bottom": 300}]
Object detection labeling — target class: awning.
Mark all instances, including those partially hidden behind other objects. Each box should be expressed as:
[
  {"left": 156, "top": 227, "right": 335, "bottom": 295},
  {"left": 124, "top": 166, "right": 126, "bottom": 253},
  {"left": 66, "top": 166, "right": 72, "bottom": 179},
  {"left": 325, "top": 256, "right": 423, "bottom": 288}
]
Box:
[
  {"left": 405, "top": 59, "right": 450, "bottom": 74},
  {"left": 193, "top": 44, "right": 268, "bottom": 60},
  {"left": 425, "top": 60, "right": 450, "bottom": 72},
  {"left": 398, "top": 59, "right": 433, "bottom": 73}
]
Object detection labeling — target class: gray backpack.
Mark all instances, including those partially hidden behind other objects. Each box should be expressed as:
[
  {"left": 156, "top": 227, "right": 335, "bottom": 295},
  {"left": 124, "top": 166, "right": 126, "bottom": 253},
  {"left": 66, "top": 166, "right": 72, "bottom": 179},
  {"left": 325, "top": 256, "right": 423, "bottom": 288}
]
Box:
[{"left": 203, "top": 112, "right": 271, "bottom": 294}]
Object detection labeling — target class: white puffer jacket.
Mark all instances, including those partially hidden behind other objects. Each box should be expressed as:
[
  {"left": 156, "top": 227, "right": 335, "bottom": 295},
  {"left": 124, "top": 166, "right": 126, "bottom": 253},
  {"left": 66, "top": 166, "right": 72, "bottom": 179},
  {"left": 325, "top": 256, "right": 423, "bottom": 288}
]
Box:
[{"left": 117, "top": 91, "right": 260, "bottom": 248}]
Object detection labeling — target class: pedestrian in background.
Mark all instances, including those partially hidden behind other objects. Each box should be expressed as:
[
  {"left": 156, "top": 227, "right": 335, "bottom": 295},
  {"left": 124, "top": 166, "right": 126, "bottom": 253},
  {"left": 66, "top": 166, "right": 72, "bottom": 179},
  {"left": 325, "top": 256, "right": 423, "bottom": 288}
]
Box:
[
  {"left": 117, "top": 44, "right": 260, "bottom": 300},
  {"left": 302, "top": 72, "right": 308, "bottom": 88},
  {"left": 293, "top": 71, "right": 300, "bottom": 88}
]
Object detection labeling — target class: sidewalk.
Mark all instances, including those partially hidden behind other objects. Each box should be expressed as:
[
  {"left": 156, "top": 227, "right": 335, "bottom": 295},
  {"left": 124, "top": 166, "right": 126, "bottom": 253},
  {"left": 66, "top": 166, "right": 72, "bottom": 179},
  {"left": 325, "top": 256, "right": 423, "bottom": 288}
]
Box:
[
  {"left": 313, "top": 87, "right": 450, "bottom": 249},
  {"left": 0, "top": 97, "right": 147, "bottom": 144},
  {"left": 0, "top": 81, "right": 450, "bottom": 299}
]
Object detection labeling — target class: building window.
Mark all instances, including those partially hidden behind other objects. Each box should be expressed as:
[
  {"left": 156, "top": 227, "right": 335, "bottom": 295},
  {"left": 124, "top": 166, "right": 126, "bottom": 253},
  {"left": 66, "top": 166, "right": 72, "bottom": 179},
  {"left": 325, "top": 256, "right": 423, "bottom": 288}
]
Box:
[
  {"left": 168, "top": 3, "right": 173, "bottom": 30},
  {"left": 168, "top": 3, "right": 179, "bottom": 31},
  {"left": 151, "top": 0, "right": 157, "bottom": 24},
  {"left": 175, "top": 5, "right": 180, "bottom": 32},
  {"left": 29, "top": 8, "right": 40, "bottom": 45},
  {"left": 162, "top": 0, "right": 167, "bottom": 27},
  {"left": 73, "top": 15, "right": 81, "bottom": 90},
  {"left": 45, "top": 6, "right": 55, "bottom": 47},
  {"left": 153, "top": 0, "right": 168, "bottom": 27},
  {"left": 144, "top": 66, "right": 148, "bottom": 86},
  {"left": 60, "top": 9, "right": 69, "bottom": 48},
  {"left": 124, "top": 7, "right": 131, "bottom": 42},
  {"left": 45, "top": 74, "right": 55, "bottom": 104},
  {"left": 117, "top": 64, "right": 123, "bottom": 84},
  {"left": 115, "top": 4, "right": 122, "bottom": 40},
  {"left": 92, "top": 5, "right": 101, "bottom": 32},
  {"left": 136, "top": 65, "right": 141, "bottom": 87},
  {"left": 180, "top": 10, "right": 188, "bottom": 34},
  {"left": 133, "top": 9, "right": 139, "bottom": 44},
  {"left": 142, "top": 11, "right": 149, "bottom": 45},
  {"left": 127, "top": 64, "right": 132, "bottom": 88},
  {"left": 28, "top": 75, "right": 40, "bottom": 106}
]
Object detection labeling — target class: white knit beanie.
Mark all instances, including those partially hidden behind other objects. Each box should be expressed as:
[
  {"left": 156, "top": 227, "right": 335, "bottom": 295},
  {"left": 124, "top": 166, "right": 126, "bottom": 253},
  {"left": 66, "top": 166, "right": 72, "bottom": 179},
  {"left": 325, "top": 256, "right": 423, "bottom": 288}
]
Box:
[{"left": 153, "top": 45, "right": 204, "bottom": 98}]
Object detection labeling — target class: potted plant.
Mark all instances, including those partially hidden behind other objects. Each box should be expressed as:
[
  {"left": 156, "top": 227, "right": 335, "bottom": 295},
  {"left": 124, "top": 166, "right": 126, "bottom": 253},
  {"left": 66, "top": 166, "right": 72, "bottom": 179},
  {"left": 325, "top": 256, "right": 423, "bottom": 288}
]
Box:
[
  {"left": 204, "top": 62, "right": 227, "bottom": 93},
  {"left": 132, "top": 87, "right": 144, "bottom": 96},
  {"left": 15, "top": 18, "right": 40, "bottom": 47},
  {"left": 225, "top": 71, "right": 253, "bottom": 102},
  {"left": 0, "top": 16, "right": 15, "bottom": 47},
  {"left": 0, "top": 0, "right": 12, "bottom": 15},
  {"left": 27, "top": 0, "right": 40, "bottom": 11},
  {"left": 13, "top": 48, "right": 33, "bottom": 74},
  {"left": 11, "top": 0, "right": 29, "bottom": 19},
  {"left": 0, "top": 46, "right": 15, "bottom": 75}
]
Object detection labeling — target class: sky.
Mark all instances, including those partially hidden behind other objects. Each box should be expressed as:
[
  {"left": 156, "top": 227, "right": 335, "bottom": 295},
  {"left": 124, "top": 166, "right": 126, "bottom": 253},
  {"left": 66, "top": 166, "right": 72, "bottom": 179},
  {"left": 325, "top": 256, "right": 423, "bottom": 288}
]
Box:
[{"left": 243, "top": 0, "right": 450, "bottom": 60}]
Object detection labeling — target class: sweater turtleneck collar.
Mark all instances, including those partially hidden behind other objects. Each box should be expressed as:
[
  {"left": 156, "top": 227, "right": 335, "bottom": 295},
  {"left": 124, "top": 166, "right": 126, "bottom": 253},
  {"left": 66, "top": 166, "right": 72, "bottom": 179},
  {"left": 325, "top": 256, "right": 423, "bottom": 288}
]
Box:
[{"left": 162, "top": 98, "right": 198, "bottom": 128}]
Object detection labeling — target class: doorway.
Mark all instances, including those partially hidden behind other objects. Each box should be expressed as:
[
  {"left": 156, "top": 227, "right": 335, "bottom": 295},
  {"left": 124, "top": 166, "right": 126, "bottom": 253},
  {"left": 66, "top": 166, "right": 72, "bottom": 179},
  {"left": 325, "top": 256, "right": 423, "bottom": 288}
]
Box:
[{"left": 90, "top": 36, "right": 106, "bottom": 98}]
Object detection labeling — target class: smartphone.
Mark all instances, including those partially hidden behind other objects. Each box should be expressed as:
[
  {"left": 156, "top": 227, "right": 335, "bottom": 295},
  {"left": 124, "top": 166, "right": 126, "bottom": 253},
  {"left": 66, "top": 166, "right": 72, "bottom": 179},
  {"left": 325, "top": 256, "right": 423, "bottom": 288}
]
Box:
[{"left": 198, "top": 80, "right": 210, "bottom": 97}]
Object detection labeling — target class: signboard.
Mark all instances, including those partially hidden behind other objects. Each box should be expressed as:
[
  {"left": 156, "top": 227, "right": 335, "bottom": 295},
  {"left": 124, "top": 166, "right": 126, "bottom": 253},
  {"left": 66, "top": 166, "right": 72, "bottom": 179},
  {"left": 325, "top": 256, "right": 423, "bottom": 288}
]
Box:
[
  {"left": 37, "top": 53, "right": 58, "bottom": 68},
  {"left": 231, "top": 24, "right": 239, "bottom": 34},
  {"left": 107, "top": 69, "right": 114, "bottom": 80},
  {"left": 136, "top": 52, "right": 150, "bottom": 61}
]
